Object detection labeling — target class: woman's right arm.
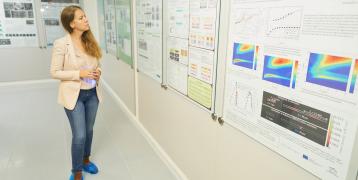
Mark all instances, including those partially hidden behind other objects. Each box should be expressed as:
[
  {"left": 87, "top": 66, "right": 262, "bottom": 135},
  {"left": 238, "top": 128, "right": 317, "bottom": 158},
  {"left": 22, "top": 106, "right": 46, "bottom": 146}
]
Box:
[{"left": 50, "top": 40, "right": 80, "bottom": 81}]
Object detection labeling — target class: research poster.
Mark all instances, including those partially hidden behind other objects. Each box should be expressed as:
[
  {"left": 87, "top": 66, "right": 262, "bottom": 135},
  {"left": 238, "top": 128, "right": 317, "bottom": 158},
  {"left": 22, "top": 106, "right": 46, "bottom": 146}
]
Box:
[
  {"left": 168, "top": 59, "right": 188, "bottom": 95},
  {"left": 115, "top": 0, "right": 132, "bottom": 65},
  {"left": 188, "top": 47, "right": 214, "bottom": 84},
  {"left": 136, "top": 0, "right": 162, "bottom": 82},
  {"left": 166, "top": 0, "right": 219, "bottom": 110},
  {"left": 187, "top": 47, "right": 214, "bottom": 109},
  {"left": 40, "top": 0, "right": 79, "bottom": 46},
  {"left": 189, "top": 0, "right": 218, "bottom": 50},
  {"left": 104, "top": 0, "right": 117, "bottom": 55},
  {"left": 168, "top": 0, "right": 189, "bottom": 39},
  {"left": 167, "top": 37, "right": 189, "bottom": 94},
  {"left": 97, "top": 0, "right": 106, "bottom": 49},
  {"left": 0, "top": 0, "right": 38, "bottom": 47},
  {"left": 223, "top": 0, "right": 358, "bottom": 180}
]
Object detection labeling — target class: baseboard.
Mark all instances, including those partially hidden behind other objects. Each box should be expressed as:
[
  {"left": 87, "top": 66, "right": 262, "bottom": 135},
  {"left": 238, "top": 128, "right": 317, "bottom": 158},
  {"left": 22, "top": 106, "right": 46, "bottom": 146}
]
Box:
[{"left": 101, "top": 79, "right": 189, "bottom": 180}]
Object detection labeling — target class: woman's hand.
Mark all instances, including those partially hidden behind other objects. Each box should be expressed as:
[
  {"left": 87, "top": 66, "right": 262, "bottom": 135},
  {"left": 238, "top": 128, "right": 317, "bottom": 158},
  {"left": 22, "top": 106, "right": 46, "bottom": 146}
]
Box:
[
  {"left": 80, "top": 70, "right": 96, "bottom": 79},
  {"left": 93, "top": 68, "right": 101, "bottom": 81}
]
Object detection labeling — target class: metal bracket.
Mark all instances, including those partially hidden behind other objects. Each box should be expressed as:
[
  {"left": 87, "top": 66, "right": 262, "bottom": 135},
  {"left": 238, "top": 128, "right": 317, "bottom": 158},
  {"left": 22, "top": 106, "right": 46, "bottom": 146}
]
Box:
[
  {"left": 161, "top": 84, "right": 168, "bottom": 90},
  {"left": 211, "top": 113, "right": 218, "bottom": 121},
  {"left": 218, "top": 117, "right": 224, "bottom": 126}
]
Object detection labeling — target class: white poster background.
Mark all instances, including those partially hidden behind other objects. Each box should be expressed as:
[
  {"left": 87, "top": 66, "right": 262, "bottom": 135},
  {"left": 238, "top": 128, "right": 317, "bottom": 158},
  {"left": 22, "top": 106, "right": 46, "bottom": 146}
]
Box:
[
  {"left": 188, "top": 47, "right": 214, "bottom": 84},
  {"left": 168, "top": 0, "right": 189, "bottom": 39},
  {"left": 167, "top": 59, "right": 188, "bottom": 95},
  {"left": 189, "top": 0, "right": 218, "bottom": 50},
  {"left": 0, "top": 0, "right": 38, "bottom": 47},
  {"left": 167, "top": 37, "right": 188, "bottom": 65},
  {"left": 167, "top": 37, "right": 189, "bottom": 94},
  {"left": 104, "top": 0, "right": 116, "bottom": 54},
  {"left": 223, "top": 0, "right": 358, "bottom": 180}
]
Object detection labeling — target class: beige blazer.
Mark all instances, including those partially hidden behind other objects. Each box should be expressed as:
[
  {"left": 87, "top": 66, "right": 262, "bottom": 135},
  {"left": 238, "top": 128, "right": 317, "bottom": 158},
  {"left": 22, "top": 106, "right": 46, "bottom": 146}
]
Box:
[{"left": 50, "top": 34, "right": 102, "bottom": 110}]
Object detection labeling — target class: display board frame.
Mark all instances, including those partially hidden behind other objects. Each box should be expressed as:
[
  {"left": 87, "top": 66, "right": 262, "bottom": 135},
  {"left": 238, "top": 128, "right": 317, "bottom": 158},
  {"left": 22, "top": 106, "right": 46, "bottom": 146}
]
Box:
[{"left": 219, "top": 0, "right": 358, "bottom": 180}]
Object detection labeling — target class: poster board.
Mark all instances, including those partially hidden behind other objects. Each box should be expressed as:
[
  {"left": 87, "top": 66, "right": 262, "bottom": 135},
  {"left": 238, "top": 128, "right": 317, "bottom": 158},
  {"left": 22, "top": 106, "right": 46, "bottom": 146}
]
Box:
[
  {"left": 0, "top": 0, "right": 39, "bottom": 47},
  {"left": 166, "top": 0, "right": 219, "bottom": 110},
  {"left": 97, "top": 0, "right": 106, "bottom": 50},
  {"left": 40, "top": 0, "right": 80, "bottom": 46},
  {"left": 136, "top": 0, "right": 162, "bottom": 82},
  {"left": 222, "top": 0, "right": 358, "bottom": 179},
  {"left": 115, "top": 0, "right": 132, "bottom": 65},
  {"left": 104, "top": 0, "right": 116, "bottom": 55}
]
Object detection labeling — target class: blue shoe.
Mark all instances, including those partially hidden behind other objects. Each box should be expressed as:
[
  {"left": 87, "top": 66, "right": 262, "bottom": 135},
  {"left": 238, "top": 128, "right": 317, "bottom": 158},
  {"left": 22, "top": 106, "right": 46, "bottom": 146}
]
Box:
[
  {"left": 69, "top": 173, "right": 84, "bottom": 180},
  {"left": 83, "top": 162, "right": 99, "bottom": 174}
]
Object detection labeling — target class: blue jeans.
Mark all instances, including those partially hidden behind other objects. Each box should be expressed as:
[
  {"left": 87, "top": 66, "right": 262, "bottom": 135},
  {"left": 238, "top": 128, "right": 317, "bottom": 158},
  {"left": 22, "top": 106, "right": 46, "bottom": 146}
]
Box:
[{"left": 64, "top": 88, "right": 99, "bottom": 173}]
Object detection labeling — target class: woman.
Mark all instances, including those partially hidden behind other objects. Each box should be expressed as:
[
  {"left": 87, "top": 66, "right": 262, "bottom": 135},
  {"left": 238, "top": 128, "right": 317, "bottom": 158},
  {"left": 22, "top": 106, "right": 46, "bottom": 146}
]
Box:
[{"left": 50, "top": 5, "right": 102, "bottom": 180}]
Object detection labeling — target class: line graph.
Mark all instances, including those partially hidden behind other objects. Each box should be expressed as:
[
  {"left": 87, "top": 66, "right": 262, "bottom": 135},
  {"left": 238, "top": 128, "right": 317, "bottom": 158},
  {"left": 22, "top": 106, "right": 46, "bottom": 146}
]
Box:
[
  {"left": 266, "top": 7, "right": 303, "bottom": 39},
  {"left": 232, "top": 8, "right": 264, "bottom": 38},
  {"left": 229, "top": 82, "right": 256, "bottom": 113}
]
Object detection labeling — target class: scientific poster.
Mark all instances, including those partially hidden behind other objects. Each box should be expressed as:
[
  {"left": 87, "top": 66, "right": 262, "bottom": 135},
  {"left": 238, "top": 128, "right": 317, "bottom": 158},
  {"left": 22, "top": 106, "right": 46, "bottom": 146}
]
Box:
[
  {"left": 188, "top": 47, "right": 214, "bottom": 84},
  {"left": 0, "top": 0, "right": 38, "bottom": 47},
  {"left": 223, "top": 1, "right": 358, "bottom": 180},
  {"left": 168, "top": 0, "right": 189, "bottom": 39},
  {"left": 166, "top": 0, "right": 219, "bottom": 109},
  {"left": 167, "top": 59, "right": 188, "bottom": 95},
  {"left": 40, "top": 0, "right": 80, "bottom": 46},
  {"left": 167, "top": 37, "right": 188, "bottom": 65},
  {"left": 167, "top": 37, "right": 189, "bottom": 95},
  {"left": 189, "top": 0, "right": 218, "bottom": 50},
  {"left": 104, "top": 0, "right": 117, "bottom": 54},
  {"left": 97, "top": 0, "right": 106, "bottom": 49},
  {"left": 136, "top": 0, "right": 162, "bottom": 82},
  {"left": 115, "top": 0, "right": 132, "bottom": 65}
]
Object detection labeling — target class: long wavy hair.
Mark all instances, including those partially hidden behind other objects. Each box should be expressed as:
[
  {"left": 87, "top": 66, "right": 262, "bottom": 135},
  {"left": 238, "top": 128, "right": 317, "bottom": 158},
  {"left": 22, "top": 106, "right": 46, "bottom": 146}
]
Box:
[{"left": 61, "top": 5, "right": 102, "bottom": 60}]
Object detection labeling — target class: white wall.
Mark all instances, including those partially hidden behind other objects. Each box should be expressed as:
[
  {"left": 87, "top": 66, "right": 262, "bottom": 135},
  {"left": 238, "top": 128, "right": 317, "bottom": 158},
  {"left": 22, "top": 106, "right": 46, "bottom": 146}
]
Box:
[
  {"left": 136, "top": 72, "right": 322, "bottom": 180},
  {"left": 101, "top": 53, "right": 136, "bottom": 115},
  {"left": 0, "top": 48, "right": 52, "bottom": 82}
]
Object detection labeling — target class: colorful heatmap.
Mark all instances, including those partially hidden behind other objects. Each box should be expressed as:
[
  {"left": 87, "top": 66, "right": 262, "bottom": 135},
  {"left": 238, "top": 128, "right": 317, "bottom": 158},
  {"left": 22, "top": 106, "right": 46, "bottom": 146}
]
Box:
[
  {"left": 232, "top": 43, "right": 255, "bottom": 69},
  {"left": 262, "top": 56, "right": 293, "bottom": 87},
  {"left": 306, "top": 53, "right": 352, "bottom": 92},
  {"left": 349, "top": 59, "right": 358, "bottom": 93}
]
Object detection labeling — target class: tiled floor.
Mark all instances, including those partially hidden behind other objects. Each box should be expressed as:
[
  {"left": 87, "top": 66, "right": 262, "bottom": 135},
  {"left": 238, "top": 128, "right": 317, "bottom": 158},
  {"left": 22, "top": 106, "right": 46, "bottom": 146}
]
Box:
[{"left": 0, "top": 82, "right": 177, "bottom": 180}]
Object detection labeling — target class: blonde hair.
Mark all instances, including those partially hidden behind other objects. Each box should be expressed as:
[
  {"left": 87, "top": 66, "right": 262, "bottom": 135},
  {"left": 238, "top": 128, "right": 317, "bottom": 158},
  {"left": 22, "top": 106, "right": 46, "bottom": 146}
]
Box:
[{"left": 61, "top": 5, "right": 102, "bottom": 60}]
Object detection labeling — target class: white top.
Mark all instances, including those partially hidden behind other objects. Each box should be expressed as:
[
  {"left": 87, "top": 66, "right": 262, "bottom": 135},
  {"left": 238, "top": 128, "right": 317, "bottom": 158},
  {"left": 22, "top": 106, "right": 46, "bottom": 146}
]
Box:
[{"left": 74, "top": 49, "right": 98, "bottom": 90}]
